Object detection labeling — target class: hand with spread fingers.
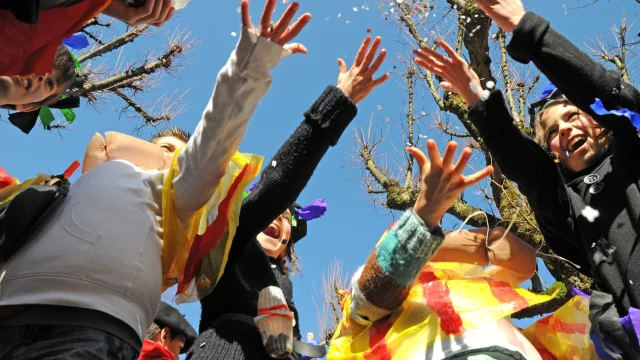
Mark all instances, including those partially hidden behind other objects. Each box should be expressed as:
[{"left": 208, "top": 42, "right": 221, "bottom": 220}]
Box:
[
  {"left": 241, "top": 0, "right": 312, "bottom": 55},
  {"left": 472, "top": 0, "right": 526, "bottom": 32},
  {"left": 414, "top": 40, "right": 483, "bottom": 106},
  {"left": 103, "top": 0, "right": 175, "bottom": 27},
  {"left": 408, "top": 140, "right": 494, "bottom": 230},
  {"left": 336, "top": 36, "right": 390, "bottom": 105}
]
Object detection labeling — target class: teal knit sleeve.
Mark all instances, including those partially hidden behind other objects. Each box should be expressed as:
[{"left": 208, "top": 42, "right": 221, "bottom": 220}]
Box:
[{"left": 349, "top": 210, "right": 445, "bottom": 325}]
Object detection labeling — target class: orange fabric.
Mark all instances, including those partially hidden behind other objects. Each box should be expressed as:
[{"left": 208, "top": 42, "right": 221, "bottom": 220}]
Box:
[{"left": 0, "top": 0, "right": 111, "bottom": 77}]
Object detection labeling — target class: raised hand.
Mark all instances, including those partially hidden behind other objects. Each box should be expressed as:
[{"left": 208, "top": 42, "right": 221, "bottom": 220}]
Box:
[
  {"left": 472, "top": 0, "right": 525, "bottom": 32},
  {"left": 102, "top": 0, "right": 175, "bottom": 27},
  {"left": 336, "top": 36, "right": 390, "bottom": 105},
  {"left": 414, "top": 40, "right": 482, "bottom": 106},
  {"left": 241, "top": 0, "right": 312, "bottom": 55},
  {"left": 408, "top": 140, "right": 494, "bottom": 230}
]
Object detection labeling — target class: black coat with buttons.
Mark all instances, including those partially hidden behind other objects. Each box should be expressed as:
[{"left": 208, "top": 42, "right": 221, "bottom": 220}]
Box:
[{"left": 467, "top": 12, "right": 640, "bottom": 315}]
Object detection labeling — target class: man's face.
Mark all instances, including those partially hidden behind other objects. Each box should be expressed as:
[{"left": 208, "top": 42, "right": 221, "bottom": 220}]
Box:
[
  {"left": 0, "top": 71, "right": 66, "bottom": 109},
  {"left": 540, "top": 103, "right": 610, "bottom": 172}
]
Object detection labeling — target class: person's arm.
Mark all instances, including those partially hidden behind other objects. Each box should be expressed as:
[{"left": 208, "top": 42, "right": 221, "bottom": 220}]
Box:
[
  {"left": 471, "top": 0, "right": 640, "bottom": 134},
  {"left": 413, "top": 37, "right": 590, "bottom": 273},
  {"left": 232, "top": 35, "right": 389, "bottom": 250},
  {"left": 469, "top": 91, "right": 591, "bottom": 271},
  {"left": 233, "top": 86, "right": 356, "bottom": 248},
  {"left": 170, "top": 27, "right": 287, "bottom": 216},
  {"left": 349, "top": 140, "right": 493, "bottom": 324},
  {"left": 349, "top": 210, "right": 445, "bottom": 324},
  {"left": 507, "top": 12, "right": 640, "bottom": 117}
]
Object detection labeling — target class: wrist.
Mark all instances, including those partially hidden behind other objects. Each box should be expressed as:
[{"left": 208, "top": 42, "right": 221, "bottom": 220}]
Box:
[
  {"left": 507, "top": 12, "right": 526, "bottom": 32},
  {"left": 413, "top": 205, "right": 442, "bottom": 231}
]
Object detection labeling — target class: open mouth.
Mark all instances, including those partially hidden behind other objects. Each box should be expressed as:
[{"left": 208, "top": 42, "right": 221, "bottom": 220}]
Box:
[
  {"left": 566, "top": 136, "right": 587, "bottom": 154},
  {"left": 263, "top": 224, "right": 281, "bottom": 239}
]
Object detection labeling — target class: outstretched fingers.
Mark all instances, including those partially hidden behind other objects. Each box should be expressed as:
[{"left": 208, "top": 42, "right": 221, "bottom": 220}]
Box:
[
  {"left": 365, "top": 48, "right": 387, "bottom": 78},
  {"left": 437, "top": 40, "right": 462, "bottom": 64},
  {"left": 354, "top": 36, "right": 372, "bottom": 68},
  {"left": 271, "top": 2, "right": 299, "bottom": 39},
  {"left": 337, "top": 58, "right": 348, "bottom": 74},
  {"left": 362, "top": 36, "right": 382, "bottom": 70},
  {"left": 260, "top": 0, "right": 277, "bottom": 36},
  {"left": 241, "top": 0, "right": 252, "bottom": 27},
  {"left": 463, "top": 165, "right": 494, "bottom": 188},
  {"left": 425, "top": 139, "right": 443, "bottom": 169},
  {"left": 453, "top": 147, "right": 473, "bottom": 174},
  {"left": 277, "top": 13, "right": 311, "bottom": 45},
  {"left": 441, "top": 141, "right": 458, "bottom": 170},
  {"left": 283, "top": 43, "right": 308, "bottom": 54},
  {"left": 407, "top": 146, "right": 430, "bottom": 176}
]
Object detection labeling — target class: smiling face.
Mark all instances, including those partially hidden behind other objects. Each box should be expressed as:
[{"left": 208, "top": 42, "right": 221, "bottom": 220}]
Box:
[
  {"left": 0, "top": 72, "right": 69, "bottom": 109},
  {"left": 539, "top": 103, "right": 610, "bottom": 172},
  {"left": 257, "top": 209, "right": 293, "bottom": 258}
]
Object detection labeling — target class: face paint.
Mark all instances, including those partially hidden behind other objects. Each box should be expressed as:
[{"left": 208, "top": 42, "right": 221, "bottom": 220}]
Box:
[
  {"left": 82, "top": 131, "right": 174, "bottom": 174},
  {"left": 280, "top": 239, "right": 288, "bottom": 245}
]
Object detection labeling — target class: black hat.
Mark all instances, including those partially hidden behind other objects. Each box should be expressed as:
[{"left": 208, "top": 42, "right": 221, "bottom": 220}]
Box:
[{"left": 154, "top": 302, "right": 198, "bottom": 354}]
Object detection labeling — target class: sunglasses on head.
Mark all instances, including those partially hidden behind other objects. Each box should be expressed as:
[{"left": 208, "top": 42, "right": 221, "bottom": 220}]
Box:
[{"left": 528, "top": 87, "right": 566, "bottom": 124}]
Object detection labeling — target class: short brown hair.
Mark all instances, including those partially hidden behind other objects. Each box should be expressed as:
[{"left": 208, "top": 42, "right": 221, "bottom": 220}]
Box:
[
  {"left": 26, "top": 45, "right": 77, "bottom": 108},
  {"left": 151, "top": 127, "right": 191, "bottom": 144}
]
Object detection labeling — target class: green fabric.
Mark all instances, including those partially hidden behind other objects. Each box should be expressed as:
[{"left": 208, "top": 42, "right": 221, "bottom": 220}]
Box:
[
  {"left": 70, "top": 52, "right": 82, "bottom": 71},
  {"left": 39, "top": 107, "right": 55, "bottom": 128},
  {"left": 59, "top": 108, "right": 76, "bottom": 124},
  {"left": 291, "top": 216, "right": 297, "bottom": 227}
]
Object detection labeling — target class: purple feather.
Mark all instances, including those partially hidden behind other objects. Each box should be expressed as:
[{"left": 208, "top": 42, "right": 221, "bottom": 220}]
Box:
[{"left": 296, "top": 199, "right": 327, "bottom": 221}]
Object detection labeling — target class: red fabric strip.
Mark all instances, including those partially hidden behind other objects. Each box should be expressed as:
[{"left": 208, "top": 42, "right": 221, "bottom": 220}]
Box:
[
  {"left": 419, "top": 270, "right": 465, "bottom": 335},
  {"left": 363, "top": 317, "right": 393, "bottom": 360},
  {"left": 537, "top": 314, "right": 586, "bottom": 335},
  {"left": 486, "top": 278, "right": 529, "bottom": 313},
  {"left": 178, "top": 164, "right": 249, "bottom": 294}
]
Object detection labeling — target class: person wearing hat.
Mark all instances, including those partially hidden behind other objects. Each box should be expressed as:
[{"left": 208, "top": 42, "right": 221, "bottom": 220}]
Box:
[
  {"left": 140, "top": 302, "right": 197, "bottom": 360},
  {"left": 188, "top": 35, "right": 390, "bottom": 360}
]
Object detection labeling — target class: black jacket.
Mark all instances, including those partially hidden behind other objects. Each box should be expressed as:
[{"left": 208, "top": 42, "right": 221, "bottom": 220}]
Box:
[
  {"left": 187, "top": 86, "right": 357, "bottom": 360},
  {"left": 468, "top": 12, "right": 640, "bottom": 315}
]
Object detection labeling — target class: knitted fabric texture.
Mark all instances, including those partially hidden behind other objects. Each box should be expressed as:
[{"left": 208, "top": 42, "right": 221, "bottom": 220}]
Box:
[{"left": 350, "top": 210, "right": 445, "bottom": 324}]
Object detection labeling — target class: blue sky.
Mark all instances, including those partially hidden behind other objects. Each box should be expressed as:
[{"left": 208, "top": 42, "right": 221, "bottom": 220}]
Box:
[{"left": 1, "top": 0, "right": 636, "bottom": 355}]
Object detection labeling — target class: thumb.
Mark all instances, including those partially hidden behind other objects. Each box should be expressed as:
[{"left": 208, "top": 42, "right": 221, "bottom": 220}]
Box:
[
  {"left": 284, "top": 43, "right": 308, "bottom": 55},
  {"left": 337, "top": 58, "right": 347, "bottom": 74},
  {"left": 407, "top": 147, "right": 429, "bottom": 176}
]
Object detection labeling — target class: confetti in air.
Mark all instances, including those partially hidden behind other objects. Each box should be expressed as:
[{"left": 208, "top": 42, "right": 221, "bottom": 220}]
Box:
[
  {"left": 486, "top": 81, "right": 495, "bottom": 89},
  {"left": 581, "top": 206, "right": 600, "bottom": 223},
  {"left": 231, "top": 32, "right": 237, "bottom": 37},
  {"left": 377, "top": 105, "right": 383, "bottom": 111},
  {"left": 271, "top": 160, "right": 277, "bottom": 168}
]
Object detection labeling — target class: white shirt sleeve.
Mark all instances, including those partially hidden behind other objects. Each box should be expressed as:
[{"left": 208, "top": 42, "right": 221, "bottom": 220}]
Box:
[{"left": 171, "top": 27, "right": 290, "bottom": 215}]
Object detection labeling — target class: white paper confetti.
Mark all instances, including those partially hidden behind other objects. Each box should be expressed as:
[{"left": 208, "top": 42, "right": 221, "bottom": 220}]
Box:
[
  {"left": 231, "top": 32, "right": 237, "bottom": 37},
  {"left": 377, "top": 105, "right": 383, "bottom": 111},
  {"left": 581, "top": 206, "right": 600, "bottom": 223},
  {"left": 271, "top": 160, "right": 277, "bottom": 167},
  {"left": 353, "top": 7, "right": 358, "bottom": 11},
  {"left": 486, "top": 81, "right": 495, "bottom": 89},
  {"left": 480, "top": 89, "right": 490, "bottom": 101}
]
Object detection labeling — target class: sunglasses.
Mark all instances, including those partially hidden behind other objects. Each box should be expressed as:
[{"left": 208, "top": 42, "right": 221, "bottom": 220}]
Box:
[{"left": 527, "top": 87, "right": 566, "bottom": 124}]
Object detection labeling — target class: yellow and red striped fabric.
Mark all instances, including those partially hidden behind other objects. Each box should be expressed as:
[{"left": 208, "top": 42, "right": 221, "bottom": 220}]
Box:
[
  {"left": 328, "top": 262, "right": 558, "bottom": 360},
  {"left": 521, "top": 295, "right": 598, "bottom": 359},
  {"left": 161, "top": 148, "right": 263, "bottom": 301}
]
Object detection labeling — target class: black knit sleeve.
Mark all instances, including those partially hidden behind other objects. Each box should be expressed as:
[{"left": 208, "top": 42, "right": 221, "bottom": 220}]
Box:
[
  {"left": 507, "top": 12, "right": 640, "bottom": 136},
  {"left": 469, "top": 90, "right": 590, "bottom": 271},
  {"left": 232, "top": 86, "right": 357, "bottom": 252}
]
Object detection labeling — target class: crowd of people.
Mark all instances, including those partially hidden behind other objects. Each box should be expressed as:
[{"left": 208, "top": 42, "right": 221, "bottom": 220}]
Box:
[{"left": 0, "top": 0, "right": 639, "bottom": 359}]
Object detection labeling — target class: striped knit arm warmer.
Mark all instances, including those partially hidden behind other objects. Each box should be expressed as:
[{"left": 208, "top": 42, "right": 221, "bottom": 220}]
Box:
[{"left": 349, "top": 210, "right": 445, "bottom": 325}]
